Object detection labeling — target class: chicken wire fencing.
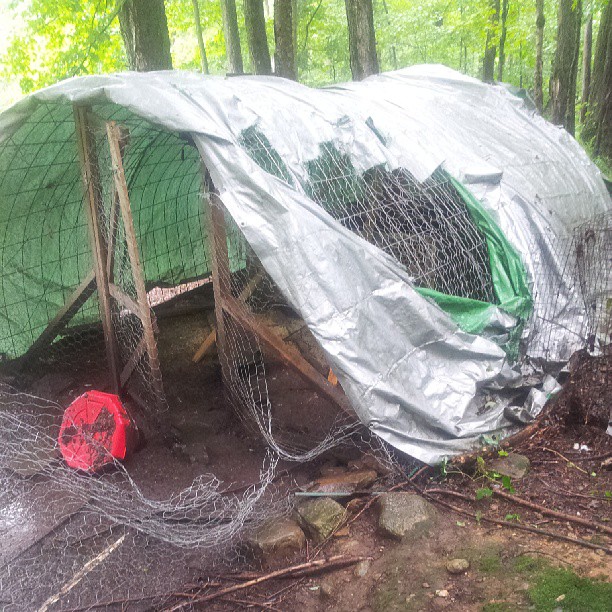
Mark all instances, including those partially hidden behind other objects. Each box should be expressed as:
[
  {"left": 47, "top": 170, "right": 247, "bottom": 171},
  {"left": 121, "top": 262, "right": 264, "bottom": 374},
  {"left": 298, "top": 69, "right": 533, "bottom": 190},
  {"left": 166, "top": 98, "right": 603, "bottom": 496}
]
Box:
[
  {"left": 531, "top": 212, "right": 612, "bottom": 367},
  {"left": 0, "top": 382, "right": 282, "bottom": 611}
]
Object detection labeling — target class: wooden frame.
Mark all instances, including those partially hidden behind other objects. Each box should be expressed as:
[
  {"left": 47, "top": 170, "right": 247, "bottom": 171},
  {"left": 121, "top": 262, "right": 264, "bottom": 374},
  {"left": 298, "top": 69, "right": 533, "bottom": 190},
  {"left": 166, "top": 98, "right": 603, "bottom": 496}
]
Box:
[{"left": 204, "top": 191, "right": 352, "bottom": 417}]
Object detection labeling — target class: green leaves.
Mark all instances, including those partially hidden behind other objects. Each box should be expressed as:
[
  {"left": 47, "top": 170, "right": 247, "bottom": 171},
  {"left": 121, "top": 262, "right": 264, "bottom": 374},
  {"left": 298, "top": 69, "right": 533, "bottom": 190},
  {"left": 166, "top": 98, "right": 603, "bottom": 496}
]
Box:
[{"left": 476, "top": 487, "right": 494, "bottom": 500}]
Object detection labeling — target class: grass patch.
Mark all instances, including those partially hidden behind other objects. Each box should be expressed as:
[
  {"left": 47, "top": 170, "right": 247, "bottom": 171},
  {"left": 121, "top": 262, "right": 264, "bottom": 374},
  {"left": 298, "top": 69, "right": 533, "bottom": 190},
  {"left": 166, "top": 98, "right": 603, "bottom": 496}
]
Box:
[
  {"left": 513, "top": 554, "right": 549, "bottom": 574},
  {"left": 482, "top": 603, "right": 515, "bottom": 612},
  {"left": 478, "top": 552, "right": 502, "bottom": 574},
  {"left": 528, "top": 567, "right": 612, "bottom": 612}
]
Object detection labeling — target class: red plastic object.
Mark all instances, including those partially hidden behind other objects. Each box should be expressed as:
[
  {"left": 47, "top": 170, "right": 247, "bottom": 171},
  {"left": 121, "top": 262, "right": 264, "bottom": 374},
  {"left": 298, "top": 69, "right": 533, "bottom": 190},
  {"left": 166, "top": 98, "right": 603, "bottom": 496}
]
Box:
[{"left": 58, "top": 391, "right": 133, "bottom": 473}]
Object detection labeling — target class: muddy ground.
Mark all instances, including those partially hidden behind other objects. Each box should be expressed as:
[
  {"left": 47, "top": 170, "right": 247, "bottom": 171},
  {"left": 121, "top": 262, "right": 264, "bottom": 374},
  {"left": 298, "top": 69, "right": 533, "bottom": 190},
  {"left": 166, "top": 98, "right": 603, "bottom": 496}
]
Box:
[{"left": 2, "top": 294, "right": 611, "bottom": 611}]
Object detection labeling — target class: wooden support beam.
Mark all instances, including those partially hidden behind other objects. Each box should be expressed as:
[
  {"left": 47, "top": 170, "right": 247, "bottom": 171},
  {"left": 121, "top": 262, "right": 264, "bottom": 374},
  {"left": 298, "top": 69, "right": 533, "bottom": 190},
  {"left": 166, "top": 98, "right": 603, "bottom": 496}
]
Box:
[
  {"left": 191, "top": 269, "right": 263, "bottom": 364},
  {"left": 221, "top": 294, "right": 353, "bottom": 415},
  {"left": 17, "top": 269, "right": 96, "bottom": 369},
  {"left": 192, "top": 328, "right": 217, "bottom": 363},
  {"left": 74, "top": 105, "right": 121, "bottom": 394},
  {"left": 120, "top": 337, "right": 147, "bottom": 387},
  {"left": 206, "top": 191, "right": 232, "bottom": 382},
  {"left": 108, "top": 283, "right": 146, "bottom": 320},
  {"left": 106, "top": 121, "right": 165, "bottom": 407}
]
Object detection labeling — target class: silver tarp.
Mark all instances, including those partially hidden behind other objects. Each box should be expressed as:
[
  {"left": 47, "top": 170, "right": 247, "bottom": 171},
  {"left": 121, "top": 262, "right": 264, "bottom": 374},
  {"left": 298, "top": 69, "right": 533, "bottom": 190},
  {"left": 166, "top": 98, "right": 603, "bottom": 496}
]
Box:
[{"left": 1, "top": 66, "right": 610, "bottom": 463}]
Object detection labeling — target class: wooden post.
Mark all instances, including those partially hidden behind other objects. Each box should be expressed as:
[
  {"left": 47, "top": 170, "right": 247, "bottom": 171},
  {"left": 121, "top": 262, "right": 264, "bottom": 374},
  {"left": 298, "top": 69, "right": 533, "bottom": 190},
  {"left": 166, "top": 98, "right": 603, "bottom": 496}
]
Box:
[
  {"left": 206, "top": 192, "right": 233, "bottom": 383},
  {"left": 74, "top": 105, "right": 121, "bottom": 393},
  {"left": 106, "top": 121, "right": 165, "bottom": 407}
]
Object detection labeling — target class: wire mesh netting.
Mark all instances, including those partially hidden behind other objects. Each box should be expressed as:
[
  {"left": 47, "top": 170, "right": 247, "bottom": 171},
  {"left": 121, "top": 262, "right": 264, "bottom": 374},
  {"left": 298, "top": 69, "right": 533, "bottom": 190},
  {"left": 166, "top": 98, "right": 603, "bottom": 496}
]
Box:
[{"left": 0, "top": 92, "right": 608, "bottom": 610}]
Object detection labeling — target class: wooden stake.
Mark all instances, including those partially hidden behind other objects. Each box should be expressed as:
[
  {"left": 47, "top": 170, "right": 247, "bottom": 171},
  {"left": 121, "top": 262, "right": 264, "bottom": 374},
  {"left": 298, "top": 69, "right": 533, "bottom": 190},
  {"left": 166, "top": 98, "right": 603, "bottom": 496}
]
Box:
[
  {"left": 18, "top": 269, "right": 96, "bottom": 370},
  {"left": 106, "top": 121, "right": 165, "bottom": 406},
  {"left": 74, "top": 105, "right": 120, "bottom": 393}
]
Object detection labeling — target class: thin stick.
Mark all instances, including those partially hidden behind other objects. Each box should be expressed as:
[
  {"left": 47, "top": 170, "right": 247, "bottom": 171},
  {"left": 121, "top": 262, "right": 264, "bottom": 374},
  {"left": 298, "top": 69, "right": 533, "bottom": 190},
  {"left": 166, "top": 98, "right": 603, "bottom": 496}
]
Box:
[
  {"left": 535, "top": 476, "right": 612, "bottom": 501},
  {"left": 491, "top": 488, "right": 612, "bottom": 536},
  {"left": 542, "top": 447, "right": 589, "bottom": 474},
  {"left": 163, "top": 555, "right": 369, "bottom": 611},
  {"left": 422, "top": 488, "right": 611, "bottom": 555}
]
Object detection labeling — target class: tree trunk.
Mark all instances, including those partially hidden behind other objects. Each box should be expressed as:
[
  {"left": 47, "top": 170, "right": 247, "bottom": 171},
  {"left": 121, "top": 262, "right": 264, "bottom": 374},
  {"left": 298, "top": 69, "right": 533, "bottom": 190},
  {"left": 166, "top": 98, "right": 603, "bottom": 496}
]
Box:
[
  {"left": 244, "top": 0, "right": 272, "bottom": 75},
  {"left": 534, "top": 0, "right": 545, "bottom": 112},
  {"left": 274, "top": 0, "right": 296, "bottom": 79},
  {"left": 497, "top": 0, "right": 509, "bottom": 81},
  {"left": 580, "top": 14, "right": 593, "bottom": 124},
  {"left": 119, "top": 0, "right": 172, "bottom": 71},
  {"left": 344, "top": 0, "right": 379, "bottom": 81},
  {"left": 483, "top": 0, "right": 500, "bottom": 82},
  {"left": 550, "top": 0, "right": 582, "bottom": 135},
  {"left": 221, "top": 0, "right": 244, "bottom": 74},
  {"left": 584, "top": 0, "right": 612, "bottom": 159},
  {"left": 192, "top": 0, "right": 209, "bottom": 74}
]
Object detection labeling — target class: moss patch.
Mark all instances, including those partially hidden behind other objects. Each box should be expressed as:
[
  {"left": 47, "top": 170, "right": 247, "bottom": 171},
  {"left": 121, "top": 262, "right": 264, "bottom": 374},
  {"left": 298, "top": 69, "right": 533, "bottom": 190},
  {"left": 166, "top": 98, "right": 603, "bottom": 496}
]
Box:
[{"left": 528, "top": 567, "right": 612, "bottom": 612}]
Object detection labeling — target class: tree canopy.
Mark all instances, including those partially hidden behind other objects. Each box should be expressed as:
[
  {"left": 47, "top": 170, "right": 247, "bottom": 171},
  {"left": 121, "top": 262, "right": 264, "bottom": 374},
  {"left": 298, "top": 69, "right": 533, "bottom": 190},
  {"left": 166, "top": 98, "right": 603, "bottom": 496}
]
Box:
[{"left": 0, "top": 0, "right": 610, "bottom": 166}]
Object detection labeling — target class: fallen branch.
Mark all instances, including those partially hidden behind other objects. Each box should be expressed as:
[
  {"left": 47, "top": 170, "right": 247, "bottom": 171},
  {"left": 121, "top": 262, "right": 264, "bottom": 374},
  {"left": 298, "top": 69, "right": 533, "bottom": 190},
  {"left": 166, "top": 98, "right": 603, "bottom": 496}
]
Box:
[
  {"left": 413, "top": 486, "right": 612, "bottom": 555},
  {"left": 491, "top": 488, "right": 612, "bottom": 536},
  {"left": 426, "top": 487, "right": 612, "bottom": 536},
  {"left": 163, "top": 555, "right": 370, "bottom": 611}
]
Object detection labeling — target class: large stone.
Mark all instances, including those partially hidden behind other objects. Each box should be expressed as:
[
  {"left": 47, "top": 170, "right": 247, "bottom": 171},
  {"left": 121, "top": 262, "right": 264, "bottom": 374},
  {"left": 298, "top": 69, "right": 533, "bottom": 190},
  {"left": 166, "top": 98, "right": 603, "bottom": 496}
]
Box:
[
  {"left": 377, "top": 493, "right": 436, "bottom": 540},
  {"left": 306, "top": 469, "right": 378, "bottom": 494},
  {"left": 246, "top": 517, "right": 305, "bottom": 558},
  {"left": 488, "top": 453, "right": 530, "bottom": 480},
  {"left": 296, "top": 497, "right": 346, "bottom": 542}
]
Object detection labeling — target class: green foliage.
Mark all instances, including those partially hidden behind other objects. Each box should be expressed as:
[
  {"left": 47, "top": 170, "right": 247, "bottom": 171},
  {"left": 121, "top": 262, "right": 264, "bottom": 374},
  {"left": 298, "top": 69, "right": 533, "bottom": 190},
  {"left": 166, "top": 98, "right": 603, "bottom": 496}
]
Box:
[
  {"left": 476, "top": 486, "right": 494, "bottom": 500},
  {"left": 528, "top": 567, "right": 612, "bottom": 611}
]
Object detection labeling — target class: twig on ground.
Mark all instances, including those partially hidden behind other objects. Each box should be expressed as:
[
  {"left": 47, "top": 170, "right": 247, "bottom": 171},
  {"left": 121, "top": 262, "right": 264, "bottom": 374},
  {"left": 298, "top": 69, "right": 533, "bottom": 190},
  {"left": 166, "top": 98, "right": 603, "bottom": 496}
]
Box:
[
  {"left": 409, "top": 485, "right": 612, "bottom": 555},
  {"left": 491, "top": 488, "right": 612, "bottom": 536},
  {"left": 163, "top": 555, "right": 370, "bottom": 611},
  {"left": 535, "top": 476, "right": 612, "bottom": 501},
  {"left": 542, "top": 447, "right": 589, "bottom": 474}
]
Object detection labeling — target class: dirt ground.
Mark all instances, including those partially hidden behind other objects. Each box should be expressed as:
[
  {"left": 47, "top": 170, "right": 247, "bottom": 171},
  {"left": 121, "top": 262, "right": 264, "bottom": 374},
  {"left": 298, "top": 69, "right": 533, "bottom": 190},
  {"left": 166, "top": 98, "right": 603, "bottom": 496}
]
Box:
[{"left": 2, "top": 296, "right": 611, "bottom": 611}]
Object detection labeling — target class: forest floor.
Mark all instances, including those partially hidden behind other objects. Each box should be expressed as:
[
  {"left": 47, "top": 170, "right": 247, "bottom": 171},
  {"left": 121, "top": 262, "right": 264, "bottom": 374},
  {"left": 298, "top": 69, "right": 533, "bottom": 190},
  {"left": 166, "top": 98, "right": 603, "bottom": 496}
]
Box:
[{"left": 2, "top": 299, "right": 611, "bottom": 611}]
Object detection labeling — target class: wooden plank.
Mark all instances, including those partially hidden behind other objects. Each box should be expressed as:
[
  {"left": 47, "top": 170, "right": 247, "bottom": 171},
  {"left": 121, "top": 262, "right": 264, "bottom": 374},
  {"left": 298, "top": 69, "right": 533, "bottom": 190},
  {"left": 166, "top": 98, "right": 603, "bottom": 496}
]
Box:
[
  {"left": 191, "top": 269, "right": 263, "bottom": 363},
  {"left": 120, "top": 336, "right": 147, "bottom": 387},
  {"left": 108, "top": 283, "right": 145, "bottom": 320},
  {"left": 192, "top": 328, "right": 217, "bottom": 363},
  {"left": 74, "top": 105, "right": 121, "bottom": 394},
  {"left": 206, "top": 191, "right": 232, "bottom": 382},
  {"left": 106, "top": 127, "right": 129, "bottom": 282},
  {"left": 221, "top": 294, "right": 353, "bottom": 415},
  {"left": 18, "top": 269, "right": 96, "bottom": 369},
  {"left": 106, "top": 121, "right": 165, "bottom": 406}
]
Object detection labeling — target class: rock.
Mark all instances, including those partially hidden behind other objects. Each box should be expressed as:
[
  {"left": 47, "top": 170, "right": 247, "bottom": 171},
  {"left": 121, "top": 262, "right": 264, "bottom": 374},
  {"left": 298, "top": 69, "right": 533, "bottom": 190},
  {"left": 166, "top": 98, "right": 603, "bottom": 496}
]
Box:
[
  {"left": 320, "top": 577, "right": 335, "bottom": 599},
  {"left": 377, "top": 493, "right": 436, "bottom": 540},
  {"left": 446, "top": 558, "right": 470, "bottom": 574},
  {"left": 435, "top": 589, "right": 449, "bottom": 598},
  {"left": 296, "top": 497, "right": 346, "bottom": 542},
  {"left": 246, "top": 517, "right": 305, "bottom": 558},
  {"left": 354, "top": 560, "right": 371, "bottom": 578},
  {"left": 348, "top": 453, "right": 394, "bottom": 476},
  {"left": 305, "top": 469, "right": 378, "bottom": 494},
  {"left": 488, "top": 453, "right": 530, "bottom": 480}
]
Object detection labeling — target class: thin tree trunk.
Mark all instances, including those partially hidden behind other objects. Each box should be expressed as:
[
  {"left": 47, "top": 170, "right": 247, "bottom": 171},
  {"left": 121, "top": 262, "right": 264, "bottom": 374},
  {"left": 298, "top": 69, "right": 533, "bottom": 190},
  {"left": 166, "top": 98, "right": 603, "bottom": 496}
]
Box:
[
  {"left": 581, "top": 14, "right": 593, "bottom": 124},
  {"left": 382, "top": 0, "right": 398, "bottom": 70},
  {"left": 497, "top": 0, "right": 509, "bottom": 81},
  {"left": 118, "top": 0, "right": 173, "bottom": 71},
  {"left": 584, "top": 0, "right": 612, "bottom": 158},
  {"left": 550, "top": 0, "right": 582, "bottom": 134},
  {"left": 483, "top": 0, "right": 500, "bottom": 82},
  {"left": 221, "top": 0, "right": 244, "bottom": 74},
  {"left": 274, "top": 0, "right": 296, "bottom": 79},
  {"left": 344, "top": 0, "right": 379, "bottom": 81},
  {"left": 192, "top": 0, "right": 209, "bottom": 73},
  {"left": 244, "top": 0, "right": 272, "bottom": 75},
  {"left": 534, "top": 0, "right": 545, "bottom": 111}
]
